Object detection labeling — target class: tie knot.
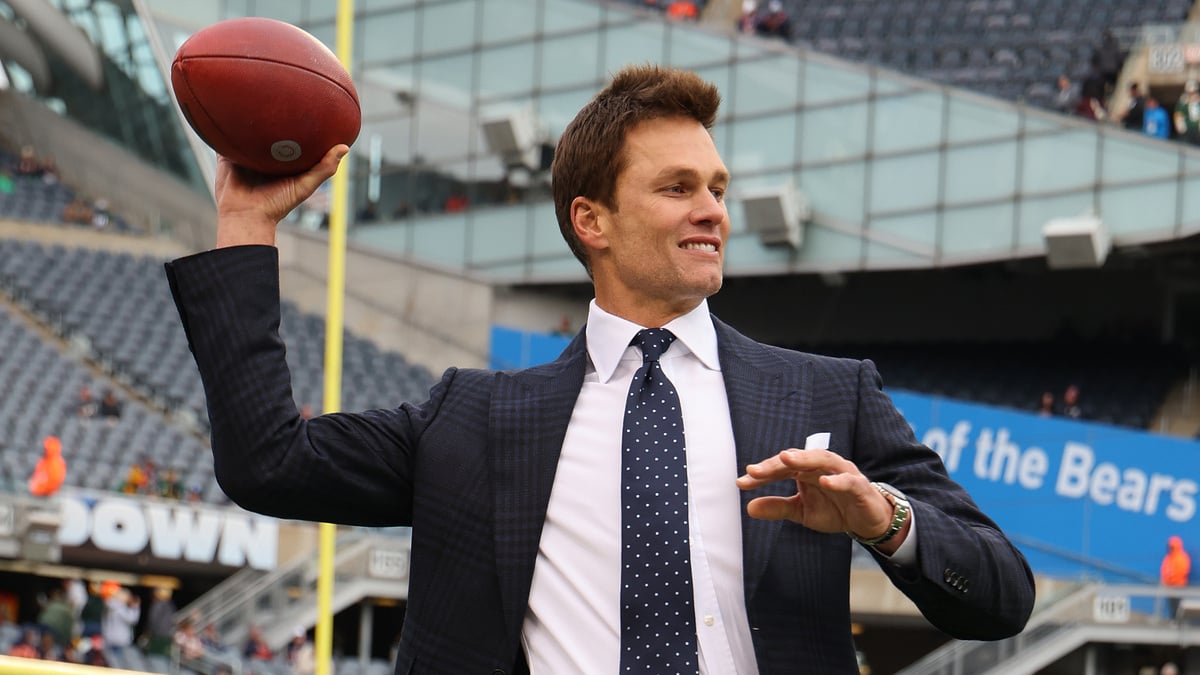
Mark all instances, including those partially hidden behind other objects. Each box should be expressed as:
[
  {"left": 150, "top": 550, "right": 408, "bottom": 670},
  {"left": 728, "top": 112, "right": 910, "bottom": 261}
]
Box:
[{"left": 633, "top": 328, "right": 676, "bottom": 363}]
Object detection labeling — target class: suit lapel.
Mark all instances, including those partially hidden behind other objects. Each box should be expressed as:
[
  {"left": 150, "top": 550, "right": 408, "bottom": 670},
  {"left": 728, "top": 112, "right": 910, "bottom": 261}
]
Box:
[
  {"left": 714, "top": 318, "right": 813, "bottom": 602},
  {"left": 490, "top": 331, "right": 588, "bottom": 645}
]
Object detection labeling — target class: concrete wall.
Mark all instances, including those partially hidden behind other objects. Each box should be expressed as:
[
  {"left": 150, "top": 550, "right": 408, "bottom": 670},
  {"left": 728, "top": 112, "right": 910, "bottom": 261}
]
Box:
[
  {"left": 277, "top": 228, "right": 493, "bottom": 372},
  {"left": 0, "top": 88, "right": 217, "bottom": 251}
]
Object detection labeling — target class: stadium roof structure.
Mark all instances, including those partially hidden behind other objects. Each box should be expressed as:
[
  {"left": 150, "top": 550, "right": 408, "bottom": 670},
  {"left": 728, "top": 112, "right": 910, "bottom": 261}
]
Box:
[{"left": 17, "top": 0, "right": 1199, "bottom": 281}]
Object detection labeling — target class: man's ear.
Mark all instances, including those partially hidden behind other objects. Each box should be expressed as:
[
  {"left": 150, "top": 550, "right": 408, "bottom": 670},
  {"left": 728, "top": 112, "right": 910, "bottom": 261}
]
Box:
[{"left": 571, "top": 196, "right": 609, "bottom": 252}]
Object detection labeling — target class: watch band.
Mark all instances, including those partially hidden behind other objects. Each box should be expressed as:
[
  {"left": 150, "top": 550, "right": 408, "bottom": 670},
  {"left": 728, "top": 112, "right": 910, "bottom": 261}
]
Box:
[{"left": 847, "top": 482, "right": 911, "bottom": 546}]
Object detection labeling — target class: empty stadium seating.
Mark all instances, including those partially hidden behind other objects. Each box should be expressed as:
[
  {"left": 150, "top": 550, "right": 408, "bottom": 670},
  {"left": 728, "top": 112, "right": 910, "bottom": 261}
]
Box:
[
  {"left": 624, "top": 0, "right": 1195, "bottom": 109},
  {"left": 0, "top": 238, "right": 436, "bottom": 502},
  {"left": 781, "top": 0, "right": 1193, "bottom": 107}
]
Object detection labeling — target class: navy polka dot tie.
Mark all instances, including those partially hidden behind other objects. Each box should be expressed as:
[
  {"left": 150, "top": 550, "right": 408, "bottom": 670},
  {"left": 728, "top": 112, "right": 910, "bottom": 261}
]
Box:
[{"left": 620, "top": 328, "right": 698, "bottom": 674}]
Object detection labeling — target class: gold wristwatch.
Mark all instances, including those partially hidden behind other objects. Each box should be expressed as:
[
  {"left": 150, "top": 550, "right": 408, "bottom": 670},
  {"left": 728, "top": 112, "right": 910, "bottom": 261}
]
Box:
[{"left": 848, "top": 482, "right": 911, "bottom": 546}]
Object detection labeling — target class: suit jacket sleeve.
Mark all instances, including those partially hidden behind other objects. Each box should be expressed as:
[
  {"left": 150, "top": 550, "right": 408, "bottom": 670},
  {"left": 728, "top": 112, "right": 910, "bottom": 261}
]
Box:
[
  {"left": 852, "top": 359, "right": 1035, "bottom": 639},
  {"left": 164, "top": 245, "right": 437, "bottom": 526}
]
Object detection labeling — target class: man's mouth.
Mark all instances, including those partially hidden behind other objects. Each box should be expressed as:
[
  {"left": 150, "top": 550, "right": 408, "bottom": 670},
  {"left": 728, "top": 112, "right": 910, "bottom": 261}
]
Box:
[{"left": 680, "top": 242, "right": 717, "bottom": 252}]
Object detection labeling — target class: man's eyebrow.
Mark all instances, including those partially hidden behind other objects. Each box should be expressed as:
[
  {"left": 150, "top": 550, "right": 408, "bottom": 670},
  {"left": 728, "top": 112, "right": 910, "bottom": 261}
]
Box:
[{"left": 654, "top": 166, "right": 731, "bottom": 183}]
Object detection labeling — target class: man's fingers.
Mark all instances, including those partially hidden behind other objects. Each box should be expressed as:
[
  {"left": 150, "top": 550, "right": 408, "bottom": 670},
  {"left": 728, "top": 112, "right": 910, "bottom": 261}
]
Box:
[{"left": 746, "top": 495, "right": 800, "bottom": 521}]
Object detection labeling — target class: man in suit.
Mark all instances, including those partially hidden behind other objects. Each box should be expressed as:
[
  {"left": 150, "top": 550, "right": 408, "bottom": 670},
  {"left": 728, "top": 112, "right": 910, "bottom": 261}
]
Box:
[{"left": 166, "top": 65, "right": 1034, "bottom": 673}]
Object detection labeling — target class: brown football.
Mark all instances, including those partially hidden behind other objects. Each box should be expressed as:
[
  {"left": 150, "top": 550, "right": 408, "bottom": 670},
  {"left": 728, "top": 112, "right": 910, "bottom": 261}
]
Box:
[{"left": 171, "top": 17, "right": 360, "bottom": 175}]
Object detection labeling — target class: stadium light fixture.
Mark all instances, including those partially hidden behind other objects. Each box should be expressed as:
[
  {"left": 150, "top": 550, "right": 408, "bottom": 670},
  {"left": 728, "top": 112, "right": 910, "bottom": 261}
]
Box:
[
  {"left": 739, "top": 179, "right": 810, "bottom": 249},
  {"left": 1042, "top": 213, "right": 1111, "bottom": 269}
]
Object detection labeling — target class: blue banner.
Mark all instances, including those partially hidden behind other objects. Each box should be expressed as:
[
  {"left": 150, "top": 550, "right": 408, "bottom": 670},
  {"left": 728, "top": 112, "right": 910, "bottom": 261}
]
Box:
[{"left": 889, "top": 391, "right": 1200, "bottom": 583}]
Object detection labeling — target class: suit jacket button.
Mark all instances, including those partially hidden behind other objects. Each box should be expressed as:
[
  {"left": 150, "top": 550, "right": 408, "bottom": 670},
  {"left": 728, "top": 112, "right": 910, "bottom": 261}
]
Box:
[
  {"left": 944, "top": 569, "right": 953, "bottom": 582},
  {"left": 492, "top": 669, "right": 506, "bottom": 675}
]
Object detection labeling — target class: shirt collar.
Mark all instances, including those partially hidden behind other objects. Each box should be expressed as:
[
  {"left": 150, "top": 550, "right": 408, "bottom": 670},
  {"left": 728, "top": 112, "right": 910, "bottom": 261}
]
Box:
[{"left": 585, "top": 299, "right": 721, "bottom": 383}]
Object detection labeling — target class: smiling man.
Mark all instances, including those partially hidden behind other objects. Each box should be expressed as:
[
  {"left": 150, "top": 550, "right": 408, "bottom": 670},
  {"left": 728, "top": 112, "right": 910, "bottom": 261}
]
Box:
[{"left": 166, "top": 65, "right": 1034, "bottom": 674}]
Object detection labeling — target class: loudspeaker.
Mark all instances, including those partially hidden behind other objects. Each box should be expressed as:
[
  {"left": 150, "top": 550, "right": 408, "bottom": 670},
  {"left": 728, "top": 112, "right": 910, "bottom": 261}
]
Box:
[
  {"left": 481, "top": 108, "right": 542, "bottom": 170},
  {"left": 740, "top": 181, "right": 809, "bottom": 248},
  {"left": 1042, "top": 215, "right": 1110, "bottom": 269}
]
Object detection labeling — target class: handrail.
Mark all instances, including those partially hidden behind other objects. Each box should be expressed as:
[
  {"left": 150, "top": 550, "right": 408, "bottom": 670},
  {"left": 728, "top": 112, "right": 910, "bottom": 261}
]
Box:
[
  {"left": 176, "top": 528, "right": 371, "bottom": 625},
  {"left": 898, "top": 582, "right": 1098, "bottom": 675},
  {"left": 900, "top": 583, "right": 1200, "bottom": 675}
]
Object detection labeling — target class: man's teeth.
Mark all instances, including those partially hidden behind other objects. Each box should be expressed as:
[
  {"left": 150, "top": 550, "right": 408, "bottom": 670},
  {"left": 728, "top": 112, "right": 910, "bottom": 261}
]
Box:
[{"left": 681, "top": 242, "right": 716, "bottom": 252}]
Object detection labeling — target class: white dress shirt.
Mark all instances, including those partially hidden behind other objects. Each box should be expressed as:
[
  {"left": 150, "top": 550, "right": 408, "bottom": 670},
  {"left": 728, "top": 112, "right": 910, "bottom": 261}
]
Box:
[{"left": 522, "top": 299, "right": 759, "bottom": 674}]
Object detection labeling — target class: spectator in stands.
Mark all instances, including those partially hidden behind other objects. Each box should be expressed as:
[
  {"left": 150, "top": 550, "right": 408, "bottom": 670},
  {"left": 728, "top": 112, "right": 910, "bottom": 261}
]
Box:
[
  {"left": 1060, "top": 384, "right": 1085, "bottom": 419},
  {"left": 444, "top": 192, "right": 469, "bottom": 213},
  {"left": 79, "top": 582, "right": 105, "bottom": 639},
  {"left": 174, "top": 617, "right": 205, "bottom": 660},
  {"left": 144, "top": 587, "right": 176, "bottom": 657},
  {"left": 101, "top": 586, "right": 139, "bottom": 657},
  {"left": 64, "top": 578, "right": 87, "bottom": 637},
  {"left": 0, "top": 168, "right": 13, "bottom": 195},
  {"left": 28, "top": 435, "right": 67, "bottom": 497},
  {"left": 1036, "top": 391, "right": 1055, "bottom": 417},
  {"left": 286, "top": 627, "right": 315, "bottom": 675},
  {"left": 37, "top": 631, "right": 60, "bottom": 661},
  {"left": 738, "top": 0, "right": 759, "bottom": 34},
  {"left": 356, "top": 200, "right": 379, "bottom": 223},
  {"left": 200, "top": 623, "right": 225, "bottom": 653},
  {"left": 158, "top": 468, "right": 184, "bottom": 500},
  {"left": 1161, "top": 535, "right": 1191, "bottom": 619},
  {"left": 40, "top": 155, "right": 58, "bottom": 186},
  {"left": 755, "top": 0, "right": 792, "bottom": 40},
  {"left": 37, "top": 587, "right": 74, "bottom": 649},
  {"left": 168, "top": 64, "right": 1035, "bottom": 673},
  {"left": 16, "top": 145, "right": 41, "bottom": 177},
  {"left": 1120, "top": 83, "right": 1146, "bottom": 132},
  {"left": 1077, "top": 64, "right": 1107, "bottom": 120},
  {"left": 98, "top": 389, "right": 122, "bottom": 419},
  {"left": 1162, "top": 662, "right": 1181, "bottom": 675},
  {"left": 120, "top": 460, "right": 148, "bottom": 494},
  {"left": 1173, "top": 83, "right": 1200, "bottom": 145},
  {"left": 61, "top": 197, "right": 93, "bottom": 226},
  {"left": 1145, "top": 96, "right": 1171, "bottom": 140},
  {"left": 90, "top": 197, "right": 111, "bottom": 229},
  {"left": 1054, "top": 75, "right": 1077, "bottom": 115},
  {"left": 8, "top": 627, "right": 42, "bottom": 658},
  {"left": 1093, "top": 31, "right": 1125, "bottom": 94},
  {"left": 243, "top": 625, "right": 272, "bottom": 662},
  {"left": 666, "top": 0, "right": 699, "bottom": 21},
  {"left": 1074, "top": 90, "right": 1107, "bottom": 121},
  {"left": 74, "top": 385, "right": 98, "bottom": 418},
  {"left": 79, "top": 636, "right": 108, "bottom": 667}
]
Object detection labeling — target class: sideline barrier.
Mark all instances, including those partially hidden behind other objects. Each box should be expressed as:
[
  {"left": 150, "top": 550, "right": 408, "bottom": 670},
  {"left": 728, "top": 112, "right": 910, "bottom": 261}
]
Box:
[{"left": 0, "top": 656, "right": 148, "bottom": 674}]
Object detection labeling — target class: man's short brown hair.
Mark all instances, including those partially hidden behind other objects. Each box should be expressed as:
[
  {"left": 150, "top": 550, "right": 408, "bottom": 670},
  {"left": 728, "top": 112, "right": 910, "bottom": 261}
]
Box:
[{"left": 551, "top": 64, "right": 721, "bottom": 274}]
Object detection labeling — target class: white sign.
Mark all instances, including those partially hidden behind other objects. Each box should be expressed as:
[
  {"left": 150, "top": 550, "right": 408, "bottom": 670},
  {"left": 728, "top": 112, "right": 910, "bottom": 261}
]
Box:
[
  {"left": 368, "top": 548, "right": 409, "bottom": 580},
  {"left": 1149, "top": 45, "right": 1185, "bottom": 74},
  {"left": 57, "top": 495, "right": 277, "bottom": 570},
  {"left": 1093, "top": 595, "right": 1131, "bottom": 623}
]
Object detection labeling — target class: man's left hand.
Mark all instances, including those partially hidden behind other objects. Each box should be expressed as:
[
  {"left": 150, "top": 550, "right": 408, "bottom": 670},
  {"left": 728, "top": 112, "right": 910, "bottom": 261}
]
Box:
[{"left": 735, "top": 449, "right": 908, "bottom": 552}]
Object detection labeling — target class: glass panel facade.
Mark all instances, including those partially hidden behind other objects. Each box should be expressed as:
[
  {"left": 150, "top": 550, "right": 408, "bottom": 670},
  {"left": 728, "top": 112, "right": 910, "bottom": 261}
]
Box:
[
  {"left": 870, "top": 153, "right": 940, "bottom": 214},
  {"left": 728, "top": 114, "right": 796, "bottom": 174},
  {"left": 110, "top": 0, "right": 1196, "bottom": 278},
  {"left": 732, "top": 57, "right": 801, "bottom": 116},
  {"left": 944, "top": 143, "right": 1018, "bottom": 205},
  {"left": 872, "top": 92, "right": 944, "bottom": 155},
  {"left": 418, "top": 0, "right": 478, "bottom": 55}
]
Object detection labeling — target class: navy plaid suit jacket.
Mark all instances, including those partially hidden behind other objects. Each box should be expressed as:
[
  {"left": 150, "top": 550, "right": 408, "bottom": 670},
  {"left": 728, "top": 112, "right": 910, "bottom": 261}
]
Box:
[{"left": 167, "top": 246, "right": 1034, "bottom": 674}]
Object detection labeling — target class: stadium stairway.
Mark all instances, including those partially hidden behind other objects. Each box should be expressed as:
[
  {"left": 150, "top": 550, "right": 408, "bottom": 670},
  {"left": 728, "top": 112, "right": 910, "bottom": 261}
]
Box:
[
  {"left": 1151, "top": 367, "right": 1200, "bottom": 437},
  {"left": 177, "top": 529, "right": 411, "bottom": 660},
  {"left": 899, "top": 582, "right": 1200, "bottom": 674}
]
